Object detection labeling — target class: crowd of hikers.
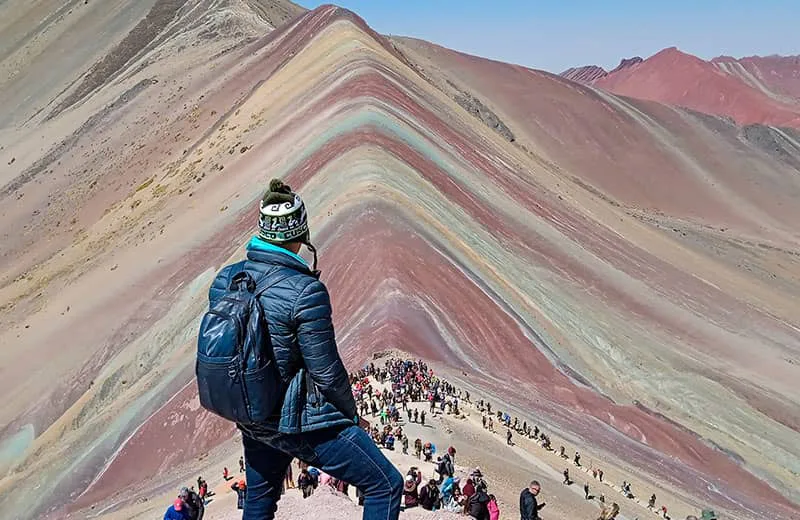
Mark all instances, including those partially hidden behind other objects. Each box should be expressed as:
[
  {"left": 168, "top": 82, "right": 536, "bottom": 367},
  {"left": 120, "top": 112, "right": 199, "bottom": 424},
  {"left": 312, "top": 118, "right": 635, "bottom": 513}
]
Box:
[
  {"left": 170, "top": 355, "right": 722, "bottom": 520},
  {"left": 352, "top": 358, "right": 500, "bottom": 518}
]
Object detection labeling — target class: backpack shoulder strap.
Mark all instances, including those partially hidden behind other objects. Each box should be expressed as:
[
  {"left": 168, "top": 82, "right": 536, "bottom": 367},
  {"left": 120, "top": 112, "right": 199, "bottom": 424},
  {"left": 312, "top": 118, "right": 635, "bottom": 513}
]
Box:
[{"left": 252, "top": 267, "right": 292, "bottom": 297}]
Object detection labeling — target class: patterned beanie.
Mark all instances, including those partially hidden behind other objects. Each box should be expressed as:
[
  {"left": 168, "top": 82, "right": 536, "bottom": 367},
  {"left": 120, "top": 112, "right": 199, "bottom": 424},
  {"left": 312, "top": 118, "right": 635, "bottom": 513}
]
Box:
[{"left": 258, "top": 179, "right": 309, "bottom": 244}]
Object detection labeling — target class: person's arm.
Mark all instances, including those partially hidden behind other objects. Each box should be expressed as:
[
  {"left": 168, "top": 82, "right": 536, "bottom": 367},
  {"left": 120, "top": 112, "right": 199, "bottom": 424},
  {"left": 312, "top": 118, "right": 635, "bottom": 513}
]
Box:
[{"left": 294, "top": 280, "right": 357, "bottom": 419}]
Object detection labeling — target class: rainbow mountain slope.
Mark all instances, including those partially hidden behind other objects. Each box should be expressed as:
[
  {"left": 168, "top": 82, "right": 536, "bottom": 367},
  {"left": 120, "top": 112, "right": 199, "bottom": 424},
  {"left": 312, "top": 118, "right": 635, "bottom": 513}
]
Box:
[{"left": 0, "top": 4, "right": 798, "bottom": 520}]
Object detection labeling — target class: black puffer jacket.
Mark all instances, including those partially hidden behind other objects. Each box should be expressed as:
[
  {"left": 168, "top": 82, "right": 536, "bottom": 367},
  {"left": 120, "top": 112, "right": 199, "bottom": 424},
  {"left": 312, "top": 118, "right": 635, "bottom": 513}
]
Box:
[{"left": 209, "top": 237, "right": 357, "bottom": 433}]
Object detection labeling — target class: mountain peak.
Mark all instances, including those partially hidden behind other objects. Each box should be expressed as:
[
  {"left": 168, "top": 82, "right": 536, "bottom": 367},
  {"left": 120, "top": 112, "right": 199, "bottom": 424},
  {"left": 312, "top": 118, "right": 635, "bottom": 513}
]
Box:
[{"left": 609, "top": 56, "right": 643, "bottom": 74}]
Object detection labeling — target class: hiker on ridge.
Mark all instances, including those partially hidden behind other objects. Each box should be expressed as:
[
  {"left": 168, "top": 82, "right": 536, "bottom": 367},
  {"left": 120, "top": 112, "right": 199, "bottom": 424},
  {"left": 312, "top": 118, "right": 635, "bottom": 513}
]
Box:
[
  {"left": 403, "top": 470, "right": 422, "bottom": 509},
  {"left": 179, "top": 487, "right": 204, "bottom": 520},
  {"left": 467, "top": 481, "right": 491, "bottom": 520},
  {"left": 519, "top": 480, "right": 546, "bottom": 520},
  {"left": 231, "top": 480, "right": 247, "bottom": 510},
  {"left": 437, "top": 447, "right": 456, "bottom": 482},
  {"left": 198, "top": 179, "right": 402, "bottom": 520},
  {"left": 419, "top": 479, "right": 441, "bottom": 511}
]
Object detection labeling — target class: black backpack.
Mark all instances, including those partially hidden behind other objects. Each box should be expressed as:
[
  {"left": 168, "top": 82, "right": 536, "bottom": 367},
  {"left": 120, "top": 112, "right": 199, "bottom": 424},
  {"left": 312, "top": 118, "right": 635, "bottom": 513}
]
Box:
[
  {"left": 196, "top": 268, "right": 284, "bottom": 424},
  {"left": 437, "top": 457, "right": 449, "bottom": 477}
]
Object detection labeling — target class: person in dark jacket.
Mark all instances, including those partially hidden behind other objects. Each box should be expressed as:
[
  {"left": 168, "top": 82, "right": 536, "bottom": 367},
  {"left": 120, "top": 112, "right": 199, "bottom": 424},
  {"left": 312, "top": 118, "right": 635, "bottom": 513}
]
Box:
[
  {"left": 298, "top": 469, "right": 314, "bottom": 498},
  {"left": 519, "top": 480, "right": 546, "bottom": 520},
  {"left": 467, "top": 481, "right": 490, "bottom": 520},
  {"left": 419, "top": 479, "right": 440, "bottom": 510},
  {"left": 231, "top": 480, "right": 247, "bottom": 510},
  {"left": 179, "top": 487, "right": 204, "bottom": 520},
  {"left": 209, "top": 179, "right": 402, "bottom": 520},
  {"left": 437, "top": 447, "right": 456, "bottom": 482}
]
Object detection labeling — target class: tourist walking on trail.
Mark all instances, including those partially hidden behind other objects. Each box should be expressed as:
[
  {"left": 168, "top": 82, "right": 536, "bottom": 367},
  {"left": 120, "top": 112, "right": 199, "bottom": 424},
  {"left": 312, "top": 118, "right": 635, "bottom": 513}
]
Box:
[
  {"left": 179, "top": 487, "right": 204, "bottom": 520},
  {"left": 196, "top": 477, "right": 209, "bottom": 501},
  {"left": 419, "top": 479, "right": 440, "bottom": 511},
  {"left": 584, "top": 482, "right": 590, "bottom": 499},
  {"left": 519, "top": 480, "right": 546, "bottom": 520},
  {"left": 197, "top": 179, "right": 402, "bottom": 520},
  {"left": 467, "top": 481, "right": 491, "bottom": 519},
  {"left": 563, "top": 468, "right": 571, "bottom": 485},
  {"left": 231, "top": 480, "right": 247, "bottom": 510},
  {"left": 403, "top": 469, "right": 422, "bottom": 509},
  {"left": 423, "top": 441, "right": 433, "bottom": 462},
  {"left": 437, "top": 446, "right": 456, "bottom": 482},
  {"left": 298, "top": 468, "right": 315, "bottom": 498}
]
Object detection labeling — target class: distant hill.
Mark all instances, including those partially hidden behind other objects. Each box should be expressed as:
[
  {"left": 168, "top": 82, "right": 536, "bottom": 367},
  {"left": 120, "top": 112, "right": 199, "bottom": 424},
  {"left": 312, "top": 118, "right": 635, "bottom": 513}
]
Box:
[{"left": 561, "top": 47, "right": 800, "bottom": 128}]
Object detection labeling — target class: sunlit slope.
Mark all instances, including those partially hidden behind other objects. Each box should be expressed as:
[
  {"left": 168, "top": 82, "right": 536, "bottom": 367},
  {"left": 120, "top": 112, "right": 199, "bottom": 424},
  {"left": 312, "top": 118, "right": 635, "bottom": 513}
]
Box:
[{"left": 0, "top": 5, "right": 797, "bottom": 520}]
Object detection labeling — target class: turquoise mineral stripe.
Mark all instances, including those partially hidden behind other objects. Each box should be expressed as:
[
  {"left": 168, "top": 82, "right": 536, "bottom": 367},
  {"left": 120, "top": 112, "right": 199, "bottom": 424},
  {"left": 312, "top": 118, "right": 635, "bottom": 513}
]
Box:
[
  {"left": 248, "top": 236, "right": 309, "bottom": 266},
  {"left": 271, "top": 106, "right": 465, "bottom": 181}
]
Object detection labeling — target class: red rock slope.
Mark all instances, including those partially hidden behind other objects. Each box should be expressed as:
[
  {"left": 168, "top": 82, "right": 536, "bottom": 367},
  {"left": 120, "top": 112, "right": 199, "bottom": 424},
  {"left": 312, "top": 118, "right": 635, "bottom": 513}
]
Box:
[
  {"left": 712, "top": 54, "right": 800, "bottom": 100},
  {"left": 592, "top": 47, "right": 800, "bottom": 127}
]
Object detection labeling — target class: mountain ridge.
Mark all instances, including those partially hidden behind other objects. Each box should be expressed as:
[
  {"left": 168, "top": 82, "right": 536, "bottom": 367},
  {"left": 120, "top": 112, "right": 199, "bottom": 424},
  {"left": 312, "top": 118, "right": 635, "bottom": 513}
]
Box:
[
  {"left": 560, "top": 46, "right": 800, "bottom": 128},
  {"left": 1, "top": 4, "right": 799, "bottom": 520}
]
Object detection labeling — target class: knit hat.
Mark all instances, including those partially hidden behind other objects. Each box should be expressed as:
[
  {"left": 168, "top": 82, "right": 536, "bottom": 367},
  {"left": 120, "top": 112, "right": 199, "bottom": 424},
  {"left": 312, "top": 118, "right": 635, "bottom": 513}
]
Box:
[
  {"left": 258, "top": 179, "right": 309, "bottom": 244},
  {"left": 258, "top": 179, "right": 319, "bottom": 272}
]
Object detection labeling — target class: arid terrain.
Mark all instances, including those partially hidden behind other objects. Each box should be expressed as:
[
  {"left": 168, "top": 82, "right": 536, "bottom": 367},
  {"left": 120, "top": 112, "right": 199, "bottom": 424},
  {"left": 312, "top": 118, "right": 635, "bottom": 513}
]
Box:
[{"left": 0, "top": 2, "right": 798, "bottom": 520}]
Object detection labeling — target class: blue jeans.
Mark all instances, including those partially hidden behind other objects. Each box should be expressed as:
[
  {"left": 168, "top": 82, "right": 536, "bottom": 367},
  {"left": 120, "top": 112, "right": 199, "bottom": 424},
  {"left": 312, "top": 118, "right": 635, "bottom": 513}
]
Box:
[{"left": 242, "top": 425, "right": 403, "bottom": 520}]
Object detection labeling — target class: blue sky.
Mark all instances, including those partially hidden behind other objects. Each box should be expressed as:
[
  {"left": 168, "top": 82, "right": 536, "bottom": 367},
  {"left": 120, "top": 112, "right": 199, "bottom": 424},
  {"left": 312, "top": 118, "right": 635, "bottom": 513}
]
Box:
[{"left": 298, "top": 1, "right": 800, "bottom": 72}]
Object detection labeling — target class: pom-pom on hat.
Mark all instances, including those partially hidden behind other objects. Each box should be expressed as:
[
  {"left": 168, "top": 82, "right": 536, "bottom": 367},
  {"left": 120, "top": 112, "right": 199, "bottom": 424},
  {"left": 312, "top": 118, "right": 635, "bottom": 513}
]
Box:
[{"left": 258, "top": 179, "right": 309, "bottom": 244}]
